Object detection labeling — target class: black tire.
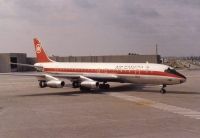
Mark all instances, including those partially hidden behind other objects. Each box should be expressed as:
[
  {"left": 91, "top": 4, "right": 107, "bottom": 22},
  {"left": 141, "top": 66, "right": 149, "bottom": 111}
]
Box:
[
  {"left": 99, "top": 84, "right": 110, "bottom": 89},
  {"left": 105, "top": 84, "right": 110, "bottom": 89},
  {"left": 99, "top": 84, "right": 104, "bottom": 89},
  {"left": 72, "top": 81, "right": 80, "bottom": 88},
  {"left": 160, "top": 88, "right": 166, "bottom": 94}
]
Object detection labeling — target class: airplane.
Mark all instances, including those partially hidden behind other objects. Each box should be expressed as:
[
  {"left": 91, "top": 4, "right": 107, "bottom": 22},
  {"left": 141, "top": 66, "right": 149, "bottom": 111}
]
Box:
[{"left": 8, "top": 38, "right": 186, "bottom": 94}]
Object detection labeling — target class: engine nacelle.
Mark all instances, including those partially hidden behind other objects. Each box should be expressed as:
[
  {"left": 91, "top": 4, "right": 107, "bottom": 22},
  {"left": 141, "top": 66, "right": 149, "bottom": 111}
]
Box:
[
  {"left": 80, "top": 81, "right": 99, "bottom": 89},
  {"left": 46, "top": 80, "right": 65, "bottom": 88}
]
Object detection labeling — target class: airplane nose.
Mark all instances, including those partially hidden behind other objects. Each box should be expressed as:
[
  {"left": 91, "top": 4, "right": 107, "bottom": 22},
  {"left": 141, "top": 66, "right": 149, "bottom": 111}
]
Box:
[{"left": 180, "top": 75, "right": 186, "bottom": 83}]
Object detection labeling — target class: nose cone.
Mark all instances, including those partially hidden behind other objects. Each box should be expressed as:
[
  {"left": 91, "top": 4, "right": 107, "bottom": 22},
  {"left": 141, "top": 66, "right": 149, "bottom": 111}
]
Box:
[
  {"left": 174, "top": 71, "right": 186, "bottom": 84},
  {"left": 180, "top": 78, "right": 186, "bottom": 83},
  {"left": 180, "top": 74, "right": 186, "bottom": 83}
]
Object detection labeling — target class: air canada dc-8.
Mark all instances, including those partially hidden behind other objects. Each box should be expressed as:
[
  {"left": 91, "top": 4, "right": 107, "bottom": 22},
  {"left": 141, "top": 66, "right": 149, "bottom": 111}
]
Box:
[{"left": 7, "top": 38, "right": 186, "bottom": 94}]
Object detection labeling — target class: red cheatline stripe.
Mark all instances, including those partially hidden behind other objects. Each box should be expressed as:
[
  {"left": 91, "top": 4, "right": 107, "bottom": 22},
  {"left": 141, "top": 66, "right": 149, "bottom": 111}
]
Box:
[{"left": 43, "top": 68, "right": 182, "bottom": 79}]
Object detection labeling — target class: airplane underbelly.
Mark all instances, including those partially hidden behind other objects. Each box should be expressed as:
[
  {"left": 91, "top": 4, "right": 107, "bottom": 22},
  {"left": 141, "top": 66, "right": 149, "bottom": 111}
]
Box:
[{"left": 120, "top": 75, "right": 180, "bottom": 85}]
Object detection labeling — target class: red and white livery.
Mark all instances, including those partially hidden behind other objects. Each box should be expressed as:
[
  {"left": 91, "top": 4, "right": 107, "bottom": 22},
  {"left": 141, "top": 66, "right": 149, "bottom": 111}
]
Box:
[{"left": 31, "top": 38, "right": 186, "bottom": 93}]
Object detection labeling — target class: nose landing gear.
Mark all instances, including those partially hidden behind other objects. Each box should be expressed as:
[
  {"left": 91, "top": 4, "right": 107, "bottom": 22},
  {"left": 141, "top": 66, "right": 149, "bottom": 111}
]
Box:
[{"left": 160, "top": 84, "right": 167, "bottom": 94}]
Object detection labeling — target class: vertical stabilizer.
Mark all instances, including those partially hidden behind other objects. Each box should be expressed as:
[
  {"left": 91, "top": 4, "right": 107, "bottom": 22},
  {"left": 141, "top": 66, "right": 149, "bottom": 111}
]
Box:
[{"left": 33, "top": 38, "right": 54, "bottom": 63}]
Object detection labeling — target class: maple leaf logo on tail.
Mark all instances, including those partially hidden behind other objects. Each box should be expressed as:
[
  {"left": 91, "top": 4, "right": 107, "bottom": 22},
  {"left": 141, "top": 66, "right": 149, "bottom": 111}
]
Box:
[
  {"left": 33, "top": 38, "right": 54, "bottom": 63},
  {"left": 36, "top": 43, "right": 42, "bottom": 54}
]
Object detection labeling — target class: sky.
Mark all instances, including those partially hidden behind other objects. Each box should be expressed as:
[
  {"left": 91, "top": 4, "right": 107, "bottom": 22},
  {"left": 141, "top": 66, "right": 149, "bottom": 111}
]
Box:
[{"left": 0, "top": 0, "right": 200, "bottom": 57}]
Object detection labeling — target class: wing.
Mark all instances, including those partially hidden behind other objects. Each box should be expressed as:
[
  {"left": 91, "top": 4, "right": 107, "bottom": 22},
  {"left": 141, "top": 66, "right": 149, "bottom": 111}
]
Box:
[
  {"left": 0, "top": 72, "right": 120, "bottom": 82},
  {"left": 10, "top": 63, "right": 44, "bottom": 72}
]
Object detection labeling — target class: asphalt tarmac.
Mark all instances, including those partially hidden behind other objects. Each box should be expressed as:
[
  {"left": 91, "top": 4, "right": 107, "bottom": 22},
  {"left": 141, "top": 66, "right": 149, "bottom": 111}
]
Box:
[{"left": 0, "top": 70, "right": 200, "bottom": 138}]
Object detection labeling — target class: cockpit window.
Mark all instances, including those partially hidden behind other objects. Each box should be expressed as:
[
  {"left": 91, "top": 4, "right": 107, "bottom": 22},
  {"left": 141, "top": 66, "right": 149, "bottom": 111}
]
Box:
[
  {"left": 165, "top": 68, "right": 176, "bottom": 74},
  {"left": 165, "top": 67, "right": 186, "bottom": 79}
]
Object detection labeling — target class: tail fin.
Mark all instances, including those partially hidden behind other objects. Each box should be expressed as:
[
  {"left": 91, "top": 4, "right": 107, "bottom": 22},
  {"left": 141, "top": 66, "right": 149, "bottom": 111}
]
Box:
[{"left": 33, "top": 38, "right": 54, "bottom": 63}]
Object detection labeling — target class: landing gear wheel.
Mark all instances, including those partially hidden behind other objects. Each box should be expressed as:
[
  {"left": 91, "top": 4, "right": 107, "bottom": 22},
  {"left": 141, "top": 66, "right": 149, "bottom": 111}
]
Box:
[
  {"left": 160, "top": 88, "right": 166, "bottom": 94},
  {"left": 160, "top": 84, "right": 167, "bottom": 94},
  {"left": 72, "top": 81, "right": 80, "bottom": 88},
  {"left": 105, "top": 84, "right": 110, "bottom": 89},
  {"left": 39, "top": 81, "right": 47, "bottom": 88},
  {"left": 99, "top": 83, "right": 110, "bottom": 89}
]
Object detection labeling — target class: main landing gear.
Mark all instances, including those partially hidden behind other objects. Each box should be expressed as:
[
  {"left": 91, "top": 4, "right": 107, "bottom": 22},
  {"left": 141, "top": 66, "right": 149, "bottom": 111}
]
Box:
[
  {"left": 160, "top": 84, "right": 167, "bottom": 94},
  {"left": 72, "top": 81, "right": 89, "bottom": 91},
  {"left": 72, "top": 81, "right": 80, "bottom": 88},
  {"left": 72, "top": 81, "right": 110, "bottom": 91},
  {"left": 99, "top": 83, "right": 110, "bottom": 89}
]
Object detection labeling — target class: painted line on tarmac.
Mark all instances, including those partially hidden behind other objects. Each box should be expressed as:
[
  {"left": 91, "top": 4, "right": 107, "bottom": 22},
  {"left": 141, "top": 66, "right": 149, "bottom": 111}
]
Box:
[{"left": 108, "top": 92, "right": 200, "bottom": 120}]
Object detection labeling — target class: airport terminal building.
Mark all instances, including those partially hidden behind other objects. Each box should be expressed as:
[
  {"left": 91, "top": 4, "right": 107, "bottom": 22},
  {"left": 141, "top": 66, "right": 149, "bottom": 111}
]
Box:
[{"left": 0, "top": 53, "right": 161, "bottom": 72}]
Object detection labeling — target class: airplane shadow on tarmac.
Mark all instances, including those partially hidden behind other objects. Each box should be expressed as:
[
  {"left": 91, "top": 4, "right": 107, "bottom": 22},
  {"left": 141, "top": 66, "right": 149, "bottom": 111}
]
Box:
[
  {"left": 18, "top": 84, "right": 200, "bottom": 97},
  {"left": 19, "top": 90, "right": 93, "bottom": 97},
  {"left": 18, "top": 84, "right": 141, "bottom": 97}
]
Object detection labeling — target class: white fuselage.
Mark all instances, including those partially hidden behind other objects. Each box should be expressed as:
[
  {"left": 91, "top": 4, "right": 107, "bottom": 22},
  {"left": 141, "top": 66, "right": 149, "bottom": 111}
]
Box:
[{"left": 35, "top": 62, "right": 186, "bottom": 85}]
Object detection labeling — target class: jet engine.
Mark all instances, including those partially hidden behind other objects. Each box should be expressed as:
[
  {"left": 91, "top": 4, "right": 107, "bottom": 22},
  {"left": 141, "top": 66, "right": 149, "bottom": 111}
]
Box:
[
  {"left": 46, "top": 80, "right": 65, "bottom": 88},
  {"left": 80, "top": 81, "right": 99, "bottom": 89}
]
